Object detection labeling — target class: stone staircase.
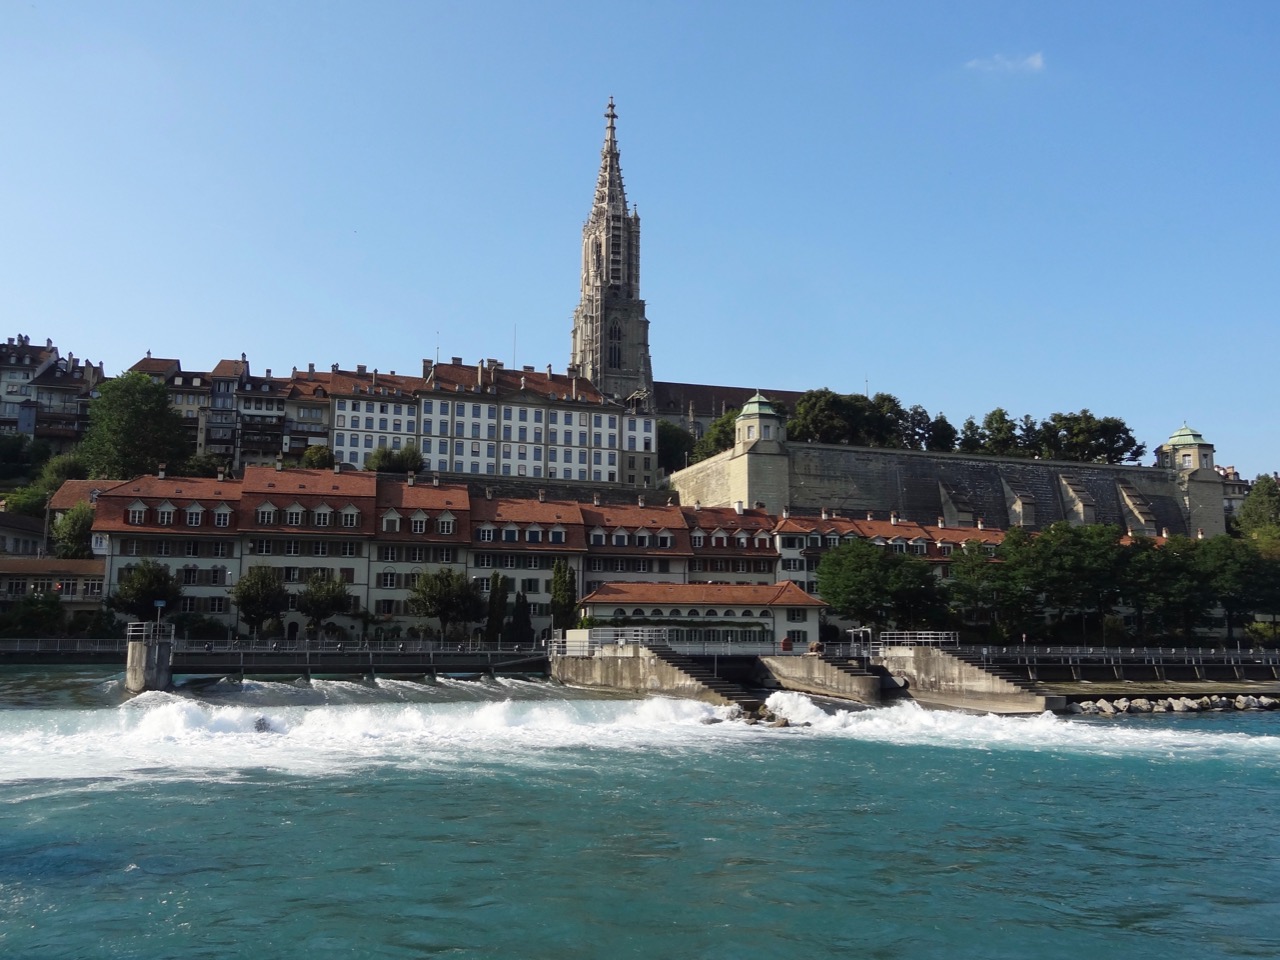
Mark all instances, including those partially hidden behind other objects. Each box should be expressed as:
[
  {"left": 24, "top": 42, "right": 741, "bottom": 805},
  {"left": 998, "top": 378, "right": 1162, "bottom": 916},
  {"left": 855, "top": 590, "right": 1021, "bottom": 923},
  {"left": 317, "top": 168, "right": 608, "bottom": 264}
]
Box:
[
  {"left": 947, "top": 650, "right": 1044, "bottom": 696},
  {"left": 819, "top": 654, "right": 876, "bottom": 681},
  {"left": 644, "top": 643, "right": 764, "bottom": 713}
]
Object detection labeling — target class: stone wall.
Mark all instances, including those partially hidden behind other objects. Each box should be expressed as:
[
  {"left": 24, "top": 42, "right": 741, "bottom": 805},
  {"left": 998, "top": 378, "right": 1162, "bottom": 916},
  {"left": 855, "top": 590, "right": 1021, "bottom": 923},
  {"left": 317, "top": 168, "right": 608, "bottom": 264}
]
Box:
[{"left": 756, "top": 656, "right": 880, "bottom": 705}]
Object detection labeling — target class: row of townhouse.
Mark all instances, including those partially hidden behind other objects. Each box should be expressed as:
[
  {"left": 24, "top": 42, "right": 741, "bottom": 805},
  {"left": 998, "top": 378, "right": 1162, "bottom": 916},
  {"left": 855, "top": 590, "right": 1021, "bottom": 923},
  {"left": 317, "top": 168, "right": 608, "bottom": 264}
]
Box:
[
  {"left": 1, "top": 334, "right": 106, "bottom": 453},
  {"left": 82, "top": 467, "right": 1009, "bottom": 644},
  {"left": 130, "top": 354, "right": 662, "bottom": 486}
]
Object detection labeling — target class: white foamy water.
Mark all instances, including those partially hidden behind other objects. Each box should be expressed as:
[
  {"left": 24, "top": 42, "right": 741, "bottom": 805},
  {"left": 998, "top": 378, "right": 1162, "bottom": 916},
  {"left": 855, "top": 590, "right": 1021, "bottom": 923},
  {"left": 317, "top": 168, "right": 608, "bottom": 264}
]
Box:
[{"left": 1, "top": 682, "right": 1277, "bottom": 784}]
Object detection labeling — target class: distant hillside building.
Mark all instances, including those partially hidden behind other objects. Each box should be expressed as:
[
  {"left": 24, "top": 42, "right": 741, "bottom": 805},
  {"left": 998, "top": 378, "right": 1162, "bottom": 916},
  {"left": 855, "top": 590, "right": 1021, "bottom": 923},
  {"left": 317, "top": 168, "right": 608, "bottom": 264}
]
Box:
[{"left": 670, "top": 395, "right": 1227, "bottom": 538}]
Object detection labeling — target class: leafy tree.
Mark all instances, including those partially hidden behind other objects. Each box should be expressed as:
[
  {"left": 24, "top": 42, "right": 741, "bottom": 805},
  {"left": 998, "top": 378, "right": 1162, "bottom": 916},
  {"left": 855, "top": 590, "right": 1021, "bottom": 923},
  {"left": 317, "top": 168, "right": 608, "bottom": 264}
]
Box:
[
  {"left": 296, "top": 572, "right": 352, "bottom": 634},
  {"left": 981, "top": 408, "right": 1021, "bottom": 457},
  {"left": 1235, "top": 474, "right": 1280, "bottom": 539},
  {"left": 364, "top": 442, "right": 424, "bottom": 474},
  {"left": 231, "top": 566, "right": 290, "bottom": 636},
  {"left": 503, "top": 592, "right": 535, "bottom": 647},
  {"left": 1197, "top": 535, "right": 1266, "bottom": 644},
  {"left": 817, "top": 539, "right": 942, "bottom": 628},
  {"left": 80, "top": 371, "right": 189, "bottom": 478},
  {"left": 408, "top": 568, "right": 484, "bottom": 639},
  {"left": 52, "top": 501, "right": 94, "bottom": 559},
  {"left": 0, "top": 485, "right": 50, "bottom": 519},
  {"left": 990, "top": 525, "right": 1046, "bottom": 638},
  {"left": 869, "top": 393, "right": 908, "bottom": 447},
  {"left": 301, "top": 445, "right": 335, "bottom": 469},
  {"left": 1037, "top": 410, "right": 1145, "bottom": 464},
  {"left": 902, "top": 405, "right": 932, "bottom": 451},
  {"left": 957, "top": 417, "right": 984, "bottom": 453},
  {"left": 180, "top": 454, "right": 228, "bottom": 477},
  {"left": 787, "top": 389, "right": 854, "bottom": 444},
  {"left": 657, "top": 420, "right": 695, "bottom": 474},
  {"left": 37, "top": 452, "right": 87, "bottom": 490},
  {"left": 945, "top": 539, "right": 1001, "bottom": 625},
  {"left": 1032, "top": 523, "right": 1124, "bottom": 639},
  {"left": 0, "top": 591, "right": 65, "bottom": 638},
  {"left": 0, "top": 434, "right": 31, "bottom": 481},
  {"left": 108, "top": 559, "right": 182, "bottom": 622},
  {"left": 691, "top": 408, "right": 739, "bottom": 462},
  {"left": 550, "top": 558, "right": 578, "bottom": 632},
  {"left": 926, "top": 413, "right": 958, "bottom": 453},
  {"left": 484, "top": 571, "right": 509, "bottom": 646}
]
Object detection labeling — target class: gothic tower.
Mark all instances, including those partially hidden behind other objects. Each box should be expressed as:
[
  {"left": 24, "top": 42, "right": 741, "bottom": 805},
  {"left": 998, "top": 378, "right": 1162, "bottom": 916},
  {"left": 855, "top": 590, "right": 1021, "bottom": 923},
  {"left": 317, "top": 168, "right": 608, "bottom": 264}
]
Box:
[{"left": 570, "top": 98, "right": 654, "bottom": 409}]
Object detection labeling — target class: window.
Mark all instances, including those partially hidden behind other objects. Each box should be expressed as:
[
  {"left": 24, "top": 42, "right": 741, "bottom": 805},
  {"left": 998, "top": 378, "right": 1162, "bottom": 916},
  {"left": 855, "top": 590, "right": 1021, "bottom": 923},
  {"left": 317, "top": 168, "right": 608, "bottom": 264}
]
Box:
[
  {"left": 252, "top": 539, "right": 272, "bottom": 555},
  {"left": 286, "top": 510, "right": 303, "bottom": 526},
  {"left": 209, "top": 597, "right": 226, "bottom": 614},
  {"left": 341, "top": 542, "right": 358, "bottom": 557},
  {"left": 478, "top": 528, "right": 494, "bottom": 542},
  {"left": 157, "top": 509, "right": 174, "bottom": 525},
  {"left": 313, "top": 541, "right": 329, "bottom": 557},
  {"left": 437, "top": 518, "right": 455, "bottom": 535},
  {"left": 285, "top": 540, "right": 300, "bottom": 556},
  {"left": 314, "top": 511, "right": 330, "bottom": 527},
  {"left": 412, "top": 518, "right": 426, "bottom": 534},
  {"left": 154, "top": 542, "right": 171, "bottom": 557},
  {"left": 186, "top": 510, "right": 202, "bottom": 527},
  {"left": 128, "top": 508, "right": 146, "bottom": 525},
  {"left": 410, "top": 546, "right": 426, "bottom": 563},
  {"left": 380, "top": 572, "right": 397, "bottom": 589},
  {"left": 212, "top": 543, "right": 229, "bottom": 559},
  {"left": 380, "top": 546, "right": 398, "bottom": 562},
  {"left": 342, "top": 511, "right": 359, "bottom": 528},
  {"left": 257, "top": 507, "right": 276, "bottom": 525},
  {"left": 787, "top": 609, "right": 807, "bottom": 622},
  {"left": 185, "top": 541, "right": 200, "bottom": 557}
]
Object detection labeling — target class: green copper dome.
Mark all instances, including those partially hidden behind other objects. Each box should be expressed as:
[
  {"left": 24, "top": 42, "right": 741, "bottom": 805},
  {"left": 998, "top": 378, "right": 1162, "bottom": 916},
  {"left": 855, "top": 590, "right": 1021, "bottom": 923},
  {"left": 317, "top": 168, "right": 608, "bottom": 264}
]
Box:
[
  {"left": 736, "top": 393, "right": 777, "bottom": 418},
  {"left": 1166, "top": 423, "right": 1207, "bottom": 447}
]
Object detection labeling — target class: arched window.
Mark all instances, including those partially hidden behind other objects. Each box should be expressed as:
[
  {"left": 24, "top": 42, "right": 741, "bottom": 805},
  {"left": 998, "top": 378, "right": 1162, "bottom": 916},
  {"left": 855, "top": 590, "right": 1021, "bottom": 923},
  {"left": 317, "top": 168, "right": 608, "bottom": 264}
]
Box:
[
  {"left": 705, "top": 610, "right": 718, "bottom": 617},
  {"left": 650, "top": 609, "right": 664, "bottom": 617},
  {"left": 632, "top": 608, "right": 644, "bottom": 617},
  {"left": 613, "top": 608, "right": 626, "bottom": 618},
  {"left": 723, "top": 610, "right": 735, "bottom": 617}
]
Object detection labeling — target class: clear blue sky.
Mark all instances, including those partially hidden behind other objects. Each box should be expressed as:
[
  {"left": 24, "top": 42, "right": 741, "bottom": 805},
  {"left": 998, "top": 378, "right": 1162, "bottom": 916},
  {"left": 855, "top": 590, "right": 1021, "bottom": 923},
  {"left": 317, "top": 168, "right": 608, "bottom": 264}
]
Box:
[{"left": 3, "top": 2, "right": 1276, "bottom": 477}]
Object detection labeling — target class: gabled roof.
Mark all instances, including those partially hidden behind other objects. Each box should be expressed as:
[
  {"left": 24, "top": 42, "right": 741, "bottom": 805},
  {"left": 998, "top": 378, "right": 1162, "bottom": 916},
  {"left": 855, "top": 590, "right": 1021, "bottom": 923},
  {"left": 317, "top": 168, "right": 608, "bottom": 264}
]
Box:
[
  {"left": 50, "top": 479, "right": 125, "bottom": 511},
  {"left": 581, "top": 581, "right": 824, "bottom": 607},
  {"left": 240, "top": 466, "right": 376, "bottom": 498}
]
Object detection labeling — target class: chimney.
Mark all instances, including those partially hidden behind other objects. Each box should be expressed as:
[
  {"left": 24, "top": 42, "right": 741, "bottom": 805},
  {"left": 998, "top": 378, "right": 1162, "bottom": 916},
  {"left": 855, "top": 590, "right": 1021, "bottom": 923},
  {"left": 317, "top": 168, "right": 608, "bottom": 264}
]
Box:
[
  {"left": 592, "top": 493, "right": 601, "bottom": 506},
  {"left": 694, "top": 500, "right": 701, "bottom": 511},
  {"left": 937, "top": 516, "right": 945, "bottom": 528},
  {"left": 451, "top": 356, "right": 462, "bottom": 365},
  {"left": 356, "top": 364, "right": 367, "bottom": 376},
  {"left": 407, "top": 473, "right": 415, "bottom": 486},
  {"left": 866, "top": 511, "right": 874, "bottom": 522},
  {"left": 890, "top": 512, "right": 898, "bottom": 525},
  {"left": 976, "top": 518, "right": 984, "bottom": 530},
  {"left": 782, "top": 507, "right": 790, "bottom": 519},
  {"left": 734, "top": 501, "right": 744, "bottom": 515},
  {"left": 333, "top": 464, "right": 341, "bottom": 474},
  {"left": 157, "top": 462, "right": 166, "bottom": 480},
  {"left": 546, "top": 364, "right": 553, "bottom": 378},
  {"left": 432, "top": 474, "right": 440, "bottom": 487},
  {"left": 821, "top": 508, "right": 829, "bottom": 520},
  {"left": 1196, "top": 528, "right": 1204, "bottom": 540},
  {"left": 331, "top": 363, "right": 339, "bottom": 373},
  {"left": 275, "top": 454, "right": 283, "bottom": 472},
  {"left": 485, "top": 487, "right": 493, "bottom": 500},
  {"left": 638, "top": 495, "right": 646, "bottom": 508},
  {"left": 217, "top": 467, "right": 226, "bottom": 482},
  {"left": 538, "top": 489, "right": 546, "bottom": 503},
  {"left": 1160, "top": 527, "right": 1169, "bottom": 539},
  {"left": 423, "top": 358, "right": 434, "bottom": 379},
  {"left": 478, "top": 359, "right": 485, "bottom": 386},
  {"left": 265, "top": 368, "right": 272, "bottom": 379},
  {"left": 308, "top": 362, "right": 315, "bottom": 380}
]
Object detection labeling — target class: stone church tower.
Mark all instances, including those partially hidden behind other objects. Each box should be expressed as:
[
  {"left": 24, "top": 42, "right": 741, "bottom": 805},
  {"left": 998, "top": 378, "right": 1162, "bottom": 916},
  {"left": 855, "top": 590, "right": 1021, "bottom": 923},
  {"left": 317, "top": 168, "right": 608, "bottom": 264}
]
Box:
[{"left": 570, "top": 99, "right": 654, "bottom": 410}]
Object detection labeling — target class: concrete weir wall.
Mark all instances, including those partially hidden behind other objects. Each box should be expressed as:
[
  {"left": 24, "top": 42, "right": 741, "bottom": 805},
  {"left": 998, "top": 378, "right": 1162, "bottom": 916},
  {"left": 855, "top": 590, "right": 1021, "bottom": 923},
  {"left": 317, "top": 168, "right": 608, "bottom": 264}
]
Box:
[
  {"left": 876, "top": 646, "right": 1063, "bottom": 712},
  {"left": 757, "top": 657, "right": 880, "bottom": 705},
  {"left": 125, "top": 640, "right": 172, "bottom": 694},
  {"left": 552, "top": 646, "right": 732, "bottom": 705}
]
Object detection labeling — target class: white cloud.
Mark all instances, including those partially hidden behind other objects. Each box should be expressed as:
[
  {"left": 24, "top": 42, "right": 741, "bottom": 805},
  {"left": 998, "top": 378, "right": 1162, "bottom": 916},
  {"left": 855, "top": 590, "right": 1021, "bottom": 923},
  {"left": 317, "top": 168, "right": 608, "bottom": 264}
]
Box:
[{"left": 965, "top": 52, "right": 1045, "bottom": 73}]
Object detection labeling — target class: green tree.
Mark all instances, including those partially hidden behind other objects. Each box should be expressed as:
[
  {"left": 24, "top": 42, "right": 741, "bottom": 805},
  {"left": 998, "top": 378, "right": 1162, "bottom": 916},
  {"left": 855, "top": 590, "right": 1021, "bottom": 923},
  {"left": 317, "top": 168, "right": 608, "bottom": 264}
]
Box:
[
  {"left": 1197, "top": 535, "right": 1266, "bottom": 644},
  {"left": 1038, "top": 410, "right": 1146, "bottom": 464},
  {"left": 484, "top": 571, "right": 509, "bottom": 646},
  {"left": 108, "top": 559, "right": 182, "bottom": 622},
  {"left": 817, "top": 539, "right": 942, "bottom": 628},
  {"left": 902, "top": 404, "right": 932, "bottom": 451},
  {"left": 1032, "top": 523, "right": 1124, "bottom": 639},
  {"left": 946, "top": 539, "right": 1000, "bottom": 627},
  {"left": 981, "top": 408, "right": 1021, "bottom": 457},
  {"left": 52, "top": 501, "right": 94, "bottom": 559},
  {"left": 1235, "top": 474, "right": 1280, "bottom": 539},
  {"left": 657, "top": 420, "right": 695, "bottom": 474},
  {"left": 787, "top": 389, "right": 854, "bottom": 444},
  {"left": 179, "top": 454, "right": 227, "bottom": 477},
  {"left": 550, "top": 558, "right": 578, "bottom": 632},
  {"left": 990, "top": 525, "right": 1046, "bottom": 638},
  {"left": 365, "top": 443, "right": 424, "bottom": 474},
  {"left": 503, "top": 592, "right": 535, "bottom": 647},
  {"left": 296, "top": 571, "right": 352, "bottom": 635},
  {"left": 0, "top": 591, "right": 65, "bottom": 638},
  {"left": 80, "top": 371, "right": 190, "bottom": 478},
  {"left": 691, "top": 408, "right": 739, "bottom": 462},
  {"left": 926, "top": 413, "right": 958, "bottom": 453},
  {"left": 231, "top": 566, "right": 290, "bottom": 637},
  {"left": 301, "top": 445, "right": 336, "bottom": 469},
  {"left": 408, "top": 568, "right": 484, "bottom": 639},
  {"left": 957, "top": 417, "right": 984, "bottom": 453}
]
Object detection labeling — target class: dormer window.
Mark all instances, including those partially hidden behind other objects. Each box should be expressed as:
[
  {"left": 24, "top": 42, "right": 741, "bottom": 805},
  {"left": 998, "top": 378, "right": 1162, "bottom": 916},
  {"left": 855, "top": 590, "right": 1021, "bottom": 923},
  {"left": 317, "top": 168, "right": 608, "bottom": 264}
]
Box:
[
  {"left": 286, "top": 509, "right": 303, "bottom": 526},
  {"left": 478, "top": 528, "right": 495, "bottom": 542},
  {"left": 612, "top": 533, "right": 627, "bottom": 547},
  {"left": 257, "top": 507, "right": 277, "bottom": 525},
  {"left": 691, "top": 533, "right": 705, "bottom": 548},
  {"left": 186, "top": 507, "right": 203, "bottom": 527},
  {"left": 341, "top": 509, "right": 360, "bottom": 528},
  {"left": 157, "top": 508, "right": 174, "bottom": 526},
  {"left": 128, "top": 507, "right": 146, "bottom": 525},
  {"left": 437, "top": 518, "right": 455, "bottom": 535},
  {"left": 502, "top": 527, "right": 519, "bottom": 542}
]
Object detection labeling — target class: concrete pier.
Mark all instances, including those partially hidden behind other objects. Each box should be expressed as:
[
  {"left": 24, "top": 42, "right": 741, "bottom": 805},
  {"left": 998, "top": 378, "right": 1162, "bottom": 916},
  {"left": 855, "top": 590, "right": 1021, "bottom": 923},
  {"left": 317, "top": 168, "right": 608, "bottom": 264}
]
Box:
[{"left": 123, "top": 622, "right": 175, "bottom": 694}]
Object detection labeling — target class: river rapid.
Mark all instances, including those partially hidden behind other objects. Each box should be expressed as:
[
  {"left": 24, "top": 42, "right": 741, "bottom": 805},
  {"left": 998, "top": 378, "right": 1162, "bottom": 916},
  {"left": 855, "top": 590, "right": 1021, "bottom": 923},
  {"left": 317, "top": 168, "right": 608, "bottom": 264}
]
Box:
[{"left": 1, "top": 667, "right": 1277, "bottom": 959}]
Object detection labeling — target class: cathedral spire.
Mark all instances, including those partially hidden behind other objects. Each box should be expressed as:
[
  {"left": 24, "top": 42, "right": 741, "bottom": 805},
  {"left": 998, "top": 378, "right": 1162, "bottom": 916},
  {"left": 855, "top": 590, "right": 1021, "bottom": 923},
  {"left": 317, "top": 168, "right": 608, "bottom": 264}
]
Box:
[{"left": 570, "top": 99, "right": 653, "bottom": 409}]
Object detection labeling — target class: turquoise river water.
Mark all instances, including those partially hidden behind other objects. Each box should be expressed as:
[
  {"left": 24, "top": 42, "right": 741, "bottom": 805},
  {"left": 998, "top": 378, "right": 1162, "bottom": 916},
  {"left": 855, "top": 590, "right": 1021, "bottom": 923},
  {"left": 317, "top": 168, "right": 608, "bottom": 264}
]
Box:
[{"left": 1, "top": 666, "right": 1277, "bottom": 959}]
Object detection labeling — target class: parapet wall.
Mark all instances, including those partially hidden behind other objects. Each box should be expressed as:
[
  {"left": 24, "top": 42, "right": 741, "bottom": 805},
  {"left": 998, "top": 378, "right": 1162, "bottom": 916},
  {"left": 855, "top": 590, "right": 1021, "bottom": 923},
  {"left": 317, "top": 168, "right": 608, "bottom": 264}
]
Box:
[
  {"left": 877, "top": 646, "right": 1061, "bottom": 712},
  {"left": 551, "top": 648, "right": 730, "bottom": 705},
  {"left": 756, "top": 656, "right": 880, "bottom": 705}
]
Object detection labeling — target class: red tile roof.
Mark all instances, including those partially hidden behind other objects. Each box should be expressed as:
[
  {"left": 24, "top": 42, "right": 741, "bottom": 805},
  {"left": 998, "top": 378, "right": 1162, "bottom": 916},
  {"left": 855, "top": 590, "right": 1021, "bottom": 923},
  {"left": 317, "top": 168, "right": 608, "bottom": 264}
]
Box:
[
  {"left": 50, "top": 479, "right": 125, "bottom": 511},
  {"left": 581, "top": 580, "right": 824, "bottom": 607}
]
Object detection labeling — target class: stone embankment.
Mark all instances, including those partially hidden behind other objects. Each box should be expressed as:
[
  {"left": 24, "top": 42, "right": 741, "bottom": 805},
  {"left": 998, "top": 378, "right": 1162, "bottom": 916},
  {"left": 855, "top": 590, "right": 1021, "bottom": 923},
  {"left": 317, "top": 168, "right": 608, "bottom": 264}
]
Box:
[{"left": 1071, "top": 694, "right": 1279, "bottom": 715}]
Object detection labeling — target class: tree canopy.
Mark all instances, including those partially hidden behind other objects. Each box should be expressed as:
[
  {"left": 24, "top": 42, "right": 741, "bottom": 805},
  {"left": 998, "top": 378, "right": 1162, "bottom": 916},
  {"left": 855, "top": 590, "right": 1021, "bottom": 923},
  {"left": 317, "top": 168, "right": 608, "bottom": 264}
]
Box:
[
  {"left": 408, "top": 568, "right": 484, "bottom": 639},
  {"left": 231, "top": 566, "right": 290, "bottom": 636},
  {"left": 296, "top": 572, "right": 352, "bottom": 633},
  {"left": 108, "top": 559, "right": 182, "bottom": 622},
  {"left": 364, "top": 443, "right": 424, "bottom": 474},
  {"left": 300, "top": 445, "right": 336, "bottom": 469},
  {"left": 657, "top": 420, "right": 695, "bottom": 474},
  {"left": 690, "top": 408, "right": 739, "bottom": 463},
  {"left": 80, "top": 371, "right": 190, "bottom": 478},
  {"left": 550, "top": 558, "right": 578, "bottom": 631},
  {"left": 52, "top": 501, "right": 94, "bottom": 559},
  {"left": 816, "top": 539, "right": 945, "bottom": 629}
]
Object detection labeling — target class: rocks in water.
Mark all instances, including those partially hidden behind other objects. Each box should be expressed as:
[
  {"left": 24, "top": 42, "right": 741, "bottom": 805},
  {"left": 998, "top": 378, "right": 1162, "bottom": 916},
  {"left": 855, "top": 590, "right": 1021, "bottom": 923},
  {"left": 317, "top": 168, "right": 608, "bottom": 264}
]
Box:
[
  {"left": 1129, "top": 698, "right": 1153, "bottom": 713},
  {"left": 1096, "top": 699, "right": 1116, "bottom": 715}
]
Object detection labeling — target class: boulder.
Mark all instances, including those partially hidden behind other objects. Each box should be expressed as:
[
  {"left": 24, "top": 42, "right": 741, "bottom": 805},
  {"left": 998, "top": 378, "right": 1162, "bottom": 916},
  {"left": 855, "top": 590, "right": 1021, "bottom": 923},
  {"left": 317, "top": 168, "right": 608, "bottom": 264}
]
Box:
[
  {"left": 1180, "top": 697, "right": 1201, "bottom": 712},
  {"left": 1114, "top": 698, "right": 1131, "bottom": 713},
  {"left": 1129, "top": 698, "right": 1153, "bottom": 713},
  {"left": 1168, "top": 698, "right": 1186, "bottom": 712},
  {"left": 1260, "top": 697, "right": 1277, "bottom": 710},
  {"left": 1096, "top": 699, "right": 1116, "bottom": 715}
]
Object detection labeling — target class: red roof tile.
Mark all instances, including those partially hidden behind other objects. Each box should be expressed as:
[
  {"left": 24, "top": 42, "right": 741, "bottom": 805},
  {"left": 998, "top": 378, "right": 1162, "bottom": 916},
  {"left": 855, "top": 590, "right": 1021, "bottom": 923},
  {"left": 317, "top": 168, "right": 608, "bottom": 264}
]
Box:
[{"left": 581, "top": 580, "right": 824, "bottom": 607}]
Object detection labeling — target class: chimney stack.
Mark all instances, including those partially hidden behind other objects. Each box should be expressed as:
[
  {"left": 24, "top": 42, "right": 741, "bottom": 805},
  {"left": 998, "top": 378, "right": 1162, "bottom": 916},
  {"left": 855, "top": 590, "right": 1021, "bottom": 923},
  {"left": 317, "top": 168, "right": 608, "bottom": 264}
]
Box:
[
  {"left": 821, "top": 508, "right": 829, "bottom": 520},
  {"left": 638, "top": 495, "right": 646, "bottom": 508},
  {"left": 937, "top": 516, "right": 945, "bottom": 528},
  {"left": 890, "top": 512, "right": 898, "bottom": 525},
  {"left": 866, "top": 511, "right": 874, "bottom": 522},
  {"left": 538, "top": 489, "right": 546, "bottom": 503},
  {"left": 407, "top": 473, "right": 415, "bottom": 486},
  {"left": 157, "top": 462, "right": 166, "bottom": 480},
  {"left": 734, "top": 501, "right": 744, "bottom": 515},
  {"left": 976, "top": 518, "right": 984, "bottom": 530}
]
